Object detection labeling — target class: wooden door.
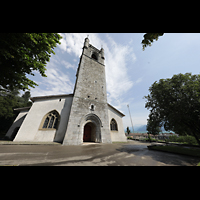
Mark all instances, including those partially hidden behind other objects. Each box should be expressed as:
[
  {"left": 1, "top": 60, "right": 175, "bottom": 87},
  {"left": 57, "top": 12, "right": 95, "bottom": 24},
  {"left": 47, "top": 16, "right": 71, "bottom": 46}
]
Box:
[{"left": 83, "top": 124, "right": 91, "bottom": 142}]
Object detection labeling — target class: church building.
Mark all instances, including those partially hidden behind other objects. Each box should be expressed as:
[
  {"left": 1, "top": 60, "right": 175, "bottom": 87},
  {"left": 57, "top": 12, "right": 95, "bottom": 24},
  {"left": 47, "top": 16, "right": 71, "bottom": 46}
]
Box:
[{"left": 6, "top": 37, "right": 127, "bottom": 145}]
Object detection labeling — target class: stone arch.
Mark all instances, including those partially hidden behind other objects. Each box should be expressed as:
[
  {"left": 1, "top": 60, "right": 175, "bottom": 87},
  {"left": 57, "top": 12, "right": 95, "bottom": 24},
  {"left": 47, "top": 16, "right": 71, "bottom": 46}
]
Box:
[
  {"left": 91, "top": 52, "right": 98, "bottom": 61},
  {"left": 80, "top": 113, "right": 102, "bottom": 143}
]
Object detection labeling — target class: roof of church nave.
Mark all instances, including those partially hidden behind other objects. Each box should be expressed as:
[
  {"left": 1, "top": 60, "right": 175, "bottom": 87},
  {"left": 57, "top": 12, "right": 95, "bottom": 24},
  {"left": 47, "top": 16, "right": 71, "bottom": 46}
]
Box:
[
  {"left": 30, "top": 94, "right": 73, "bottom": 102},
  {"left": 14, "top": 93, "right": 125, "bottom": 117}
]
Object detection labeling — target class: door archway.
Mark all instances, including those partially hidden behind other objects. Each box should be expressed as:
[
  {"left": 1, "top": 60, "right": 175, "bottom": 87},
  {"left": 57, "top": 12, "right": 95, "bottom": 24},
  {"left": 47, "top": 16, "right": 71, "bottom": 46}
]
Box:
[
  {"left": 80, "top": 114, "right": 102, "bottom": 143},
  {"left": 83, "top": 123, "right": 92, "bottom": 142}
]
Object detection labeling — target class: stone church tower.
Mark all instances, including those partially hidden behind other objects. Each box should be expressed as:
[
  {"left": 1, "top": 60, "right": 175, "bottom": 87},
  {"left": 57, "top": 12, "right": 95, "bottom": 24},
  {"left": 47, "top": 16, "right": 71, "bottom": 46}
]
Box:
[{"left": 63, "top": 37, "right": 112, "bottom": 145}]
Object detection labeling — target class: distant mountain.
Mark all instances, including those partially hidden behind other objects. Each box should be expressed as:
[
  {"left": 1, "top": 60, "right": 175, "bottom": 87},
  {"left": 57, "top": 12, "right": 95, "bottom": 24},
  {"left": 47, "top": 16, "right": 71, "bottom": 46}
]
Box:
[
  {"left": 125, "top": 125, "right": 165, "bottom": 133},
  {"left": 124, "top": 125, "right": 146, "bottom": 133},
  {"left": 124, "top": 124, "right": 174, "bottom": 134},
  {"left": 136, "top": 125, "right": 147, "bottom": 132}
]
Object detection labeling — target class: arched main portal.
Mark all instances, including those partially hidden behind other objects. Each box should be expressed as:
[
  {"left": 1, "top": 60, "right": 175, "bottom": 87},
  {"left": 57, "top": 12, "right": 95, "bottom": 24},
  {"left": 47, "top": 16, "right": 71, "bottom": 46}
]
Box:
[
  {"left": 80, "top": 114, "right": 102, "bottom": 143},
  {"left": 83, "top": 122, "right": 96, "bottom": 142}
]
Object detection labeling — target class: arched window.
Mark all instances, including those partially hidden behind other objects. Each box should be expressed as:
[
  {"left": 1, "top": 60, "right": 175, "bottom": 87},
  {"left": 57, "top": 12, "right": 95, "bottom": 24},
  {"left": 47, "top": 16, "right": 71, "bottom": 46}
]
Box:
[
  {"left": 110, "top": 119, "right": 118, "bottom": 131},
  {"left": 40, "top": 110, "right": 59, "bottom": 130},
  {"left": 91, "top": 53, "right": 97, "bottom": 60}
]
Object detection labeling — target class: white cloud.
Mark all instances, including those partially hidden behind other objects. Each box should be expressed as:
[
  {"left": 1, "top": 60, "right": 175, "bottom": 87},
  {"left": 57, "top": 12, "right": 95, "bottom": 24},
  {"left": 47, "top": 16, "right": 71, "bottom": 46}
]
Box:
[
  {"left": 103, "top": 35, "right": 137, "bottom": 107},
  {"left": 58, "top": 33, "right": 137, "bottom": 108},
  {"left": 61, "top": 60, "right": 76, "bottom": 70},
  {"left": 105, "top": 44, "right": 133, "bottom": 101},
  {"left": 59, "top": 33, "right": 87, "bottom": 56},
  {"left": 135, "top": 77, "right": 143, "bottom": 84},
  {"left": 30, "top": 55, "right": 74, "bottom": 97}
]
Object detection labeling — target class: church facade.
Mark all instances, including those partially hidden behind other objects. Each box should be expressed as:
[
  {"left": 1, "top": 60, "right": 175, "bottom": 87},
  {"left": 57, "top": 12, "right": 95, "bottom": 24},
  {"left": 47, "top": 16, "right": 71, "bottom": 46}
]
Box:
[{"left": 6, "top": 37, "right": 127, "bottom": 145}]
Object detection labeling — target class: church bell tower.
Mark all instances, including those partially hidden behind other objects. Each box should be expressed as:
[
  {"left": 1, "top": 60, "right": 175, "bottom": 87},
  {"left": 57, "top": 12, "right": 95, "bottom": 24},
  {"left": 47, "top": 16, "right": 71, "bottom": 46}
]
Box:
[{"left": 62, "top": 37, "right": 111, "bottom": 145}]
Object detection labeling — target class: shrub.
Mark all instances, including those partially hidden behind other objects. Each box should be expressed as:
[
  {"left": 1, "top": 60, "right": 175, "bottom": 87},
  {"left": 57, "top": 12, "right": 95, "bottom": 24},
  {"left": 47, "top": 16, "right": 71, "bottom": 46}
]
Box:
[
  {"left": 166, "top": 135, "right": 178, "bottom": 142},
  {"left": 166, "top": 135, "right": 198, "bottom": 145}
]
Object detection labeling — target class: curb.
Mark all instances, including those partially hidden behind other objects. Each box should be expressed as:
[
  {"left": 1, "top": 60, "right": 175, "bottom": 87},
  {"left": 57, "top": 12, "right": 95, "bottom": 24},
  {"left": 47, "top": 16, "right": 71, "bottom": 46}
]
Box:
[
  {"left": 147, "top": 145, "right": 200, "bottom": 158},
  {"left": 0, "top": 141, "right": 61, "bottom": 145}
]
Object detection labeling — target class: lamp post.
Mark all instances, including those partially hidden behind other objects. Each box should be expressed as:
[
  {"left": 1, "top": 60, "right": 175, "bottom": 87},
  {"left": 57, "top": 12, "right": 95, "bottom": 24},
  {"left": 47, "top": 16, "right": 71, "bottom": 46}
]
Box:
[{"left": 127, "top": 104, "right": 134, "bottom": 134}]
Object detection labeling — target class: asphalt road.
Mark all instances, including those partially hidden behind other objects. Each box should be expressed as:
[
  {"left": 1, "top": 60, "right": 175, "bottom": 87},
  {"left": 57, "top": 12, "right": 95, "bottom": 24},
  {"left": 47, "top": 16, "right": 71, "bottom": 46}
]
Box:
[{"left": 0, "top": 140, "right": 199, "bottom": 166}]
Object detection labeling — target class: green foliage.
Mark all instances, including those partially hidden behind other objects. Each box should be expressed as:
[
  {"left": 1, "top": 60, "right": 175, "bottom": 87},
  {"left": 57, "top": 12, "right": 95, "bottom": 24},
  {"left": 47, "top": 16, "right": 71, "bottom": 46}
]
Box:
[
  {"left": 144, "top": 73, "right": 200, "bottom": 146},
  {"left": 126, "top": 127, "right": 131, "bottom": 135},
  {"left": 147, "top": 118, "right": 161, "bottom": 136},
  {"left": 0, "top": 88, "right": 32, "bottom": 135},
  {"left": 0, "top": 33, "right": 62, "bottom": 91},
  {"left": 166, "top": 135, "right": 198, "bottom": 145},
  {"left": 142, "top": 33, "right": 164, "bottom": 50},
  {"left": 165, "top": 135, "right": 179, "bottom": 143}
]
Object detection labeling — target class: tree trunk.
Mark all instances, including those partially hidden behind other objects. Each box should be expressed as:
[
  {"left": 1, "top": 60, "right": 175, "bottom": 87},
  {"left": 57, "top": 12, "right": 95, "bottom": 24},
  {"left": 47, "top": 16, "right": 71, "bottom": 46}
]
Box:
[
  {"left": 191, "top": 131, "right": 200, "bottom": 146},
  {"left": 148, "top": 133, "right": 151, "bottom": 142},
  {"left": 183, "top": 121, "right": 200, "bottom": 146}
]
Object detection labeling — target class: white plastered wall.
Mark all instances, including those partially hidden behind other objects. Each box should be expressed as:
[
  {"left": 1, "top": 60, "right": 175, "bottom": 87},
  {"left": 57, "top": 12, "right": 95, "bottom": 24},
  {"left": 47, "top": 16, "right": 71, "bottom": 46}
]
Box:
[
  {"left": 14, "top": 96, "right": 73, "bottom": 142},
  {"left": 107, "top": 106, "right": 127, "bottom": 142}
]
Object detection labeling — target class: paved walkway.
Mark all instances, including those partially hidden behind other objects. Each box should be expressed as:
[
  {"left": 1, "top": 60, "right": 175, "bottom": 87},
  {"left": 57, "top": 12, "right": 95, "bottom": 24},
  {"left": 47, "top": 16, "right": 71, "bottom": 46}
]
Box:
[{"left": 0, "top": 140, "right": 199, "bottom": 166}]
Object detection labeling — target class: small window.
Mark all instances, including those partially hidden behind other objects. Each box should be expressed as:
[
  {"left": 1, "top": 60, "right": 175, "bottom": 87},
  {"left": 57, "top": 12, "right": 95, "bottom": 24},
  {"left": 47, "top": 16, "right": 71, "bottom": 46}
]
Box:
[
  {"left": 90, "top": 104, "right": 94, "bottom": 111},
  {"left": 41, "top": 111, "right": 59, "bottom": 130},
  {"left": 110, "top": 119, "right": 118, "bottom": 131},
  {"left": 91, "top": 53, "right": 97, "bottom": 60}
]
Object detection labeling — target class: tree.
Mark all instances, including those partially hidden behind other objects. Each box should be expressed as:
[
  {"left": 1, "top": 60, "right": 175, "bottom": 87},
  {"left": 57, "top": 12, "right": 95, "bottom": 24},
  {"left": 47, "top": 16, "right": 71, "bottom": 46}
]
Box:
[
  {"left": 0, "top": 88, "right": 32, "bottom": 136},
  {"left": 142, "top": 33, "right": 164, "bottom": 50},
  {"left": 147, "top": 118, "right": 161, "bottom": 135},
  {"left": 0, "top": 33, "right": 62, "bottom": 91},
  {"left": 147, "top": 117, "right": 162, "bottom": 142},
  {"left": 21, "top": 91, "right": 32, "bottom": 107},
  {"left": 126, "top": 127, "right": 131, "bottom": 135},
  {"left": 144, "top": 73, "right": 200, "bottom": 146}
]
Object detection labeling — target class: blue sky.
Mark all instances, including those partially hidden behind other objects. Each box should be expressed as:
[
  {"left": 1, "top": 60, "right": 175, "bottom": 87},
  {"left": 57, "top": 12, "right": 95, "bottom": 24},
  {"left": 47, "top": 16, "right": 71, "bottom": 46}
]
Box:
[{"left": 28, "top": 33, "right": 200, "bottom": 130}]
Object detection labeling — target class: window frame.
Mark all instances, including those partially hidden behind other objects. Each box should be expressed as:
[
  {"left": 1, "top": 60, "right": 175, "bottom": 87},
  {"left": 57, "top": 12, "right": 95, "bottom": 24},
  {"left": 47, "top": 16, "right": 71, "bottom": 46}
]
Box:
[
  {"left": 110, "top": 118, "right": 118, "bottom": 131},
  {"left": 39, "top": 110, "right": 60, "bottom": 131}
]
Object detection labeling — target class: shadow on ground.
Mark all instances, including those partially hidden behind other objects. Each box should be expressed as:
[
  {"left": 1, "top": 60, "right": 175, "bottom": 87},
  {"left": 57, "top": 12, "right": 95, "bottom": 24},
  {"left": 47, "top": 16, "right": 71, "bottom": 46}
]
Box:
[{"left": 116, "top": 143, "right": 200, "bottom": 166}]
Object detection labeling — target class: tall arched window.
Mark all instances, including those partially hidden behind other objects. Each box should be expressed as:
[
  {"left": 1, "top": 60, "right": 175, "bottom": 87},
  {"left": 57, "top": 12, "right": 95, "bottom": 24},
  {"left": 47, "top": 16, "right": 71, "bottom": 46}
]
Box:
[
  {"left": 40, "top": 110, "right": 59, "bottom": 130},
  {"left": 110, "top": 119, "right": 118, "bottom": 131}
]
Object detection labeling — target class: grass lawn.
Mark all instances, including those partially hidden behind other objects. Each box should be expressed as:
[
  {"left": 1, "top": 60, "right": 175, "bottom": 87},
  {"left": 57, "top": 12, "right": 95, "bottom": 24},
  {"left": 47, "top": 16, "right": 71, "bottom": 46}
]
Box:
[{"left": 148, "top": 145, "right": 200, "bottom": 158}]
